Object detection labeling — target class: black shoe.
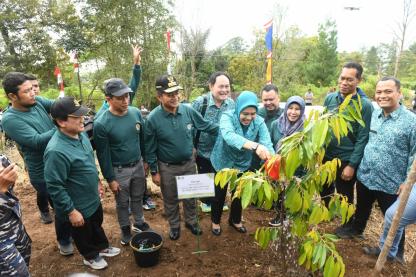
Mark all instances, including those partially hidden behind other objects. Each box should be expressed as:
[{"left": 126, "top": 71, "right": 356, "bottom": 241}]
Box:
[
  {"left": 228, "top": 219, "right": 247, "bottom": 233},
  {"left": 363, "top": 246, "right": 381, "bottom": 257},
  {"left": 363, "top": 246, "right": 405, "bottom": 264},
  {"left": 132, "top": 222, "right": 150, "bottom": 233},
  {"left": 211, "top": 225, "right": 221, "bottom": 236},
  {"left": 120, "top": 226, "right": 132, "bottom": 246},
  {"left": 185, "top": 223, "right": 203, "bottom": 236},
  {"left": 40, "top": 211, "right": 53, "bottom": 224},
  {"left": 169, "top": 228, "right": 180, "bottom": 240},
  {"left": 335, "top": 225, "right": 363, "bottom": 239}
]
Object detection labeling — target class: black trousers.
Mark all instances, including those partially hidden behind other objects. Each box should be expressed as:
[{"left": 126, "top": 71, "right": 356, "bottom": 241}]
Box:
[
  {"left": 321, "top": 160, "right": 356, "bottom": 206},
  {"left": 352, "top": 181, "right": 405, "bottom": 255},
  {"left": 211, "top": 176, "right": 242, "bottom": 225},
  {"left": 71, "top": 204, "right": 109, "bottom": 260},
  {"left": 196, "top": 155, "right": 215, "bottom": 205}
]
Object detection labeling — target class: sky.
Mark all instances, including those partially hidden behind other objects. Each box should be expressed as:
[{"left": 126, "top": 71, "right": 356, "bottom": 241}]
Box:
[{"left": 174, "top": 0, "right": 416, "bottom": 52}]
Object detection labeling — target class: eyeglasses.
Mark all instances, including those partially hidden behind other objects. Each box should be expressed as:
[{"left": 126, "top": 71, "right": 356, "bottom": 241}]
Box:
[{"left": 67, "top": 114, "right": 83, "bottom": 119}]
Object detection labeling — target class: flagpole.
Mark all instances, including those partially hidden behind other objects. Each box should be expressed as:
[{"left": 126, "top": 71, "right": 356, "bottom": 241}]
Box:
[
  {"left": 264, "top": 19, "right": 273, "bottom": 84},
  {"left": 74, "top": 52, "right": 83, "bottom": 101},
  {"left": 166, "top": 30, "right": 172, "bottom": 74}
]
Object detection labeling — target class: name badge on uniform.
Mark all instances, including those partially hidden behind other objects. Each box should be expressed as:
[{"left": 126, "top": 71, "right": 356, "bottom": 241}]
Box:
[
  {"left": 187, "top": 123, "right": 192, "bottom": 130},
  {"left": 136, "top": 122, "right": 141, "bottom": 131}
]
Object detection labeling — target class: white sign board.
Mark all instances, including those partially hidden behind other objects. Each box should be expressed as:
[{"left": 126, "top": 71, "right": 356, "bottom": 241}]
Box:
[{"left": 176, "top": 173, "right": 215, "bottom": 199}]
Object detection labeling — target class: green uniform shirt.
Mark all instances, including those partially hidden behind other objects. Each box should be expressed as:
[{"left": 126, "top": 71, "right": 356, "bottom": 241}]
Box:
[
  {"left": 144, "top": 104, "right": 218, "bottom": 172},
  {"left": 324, "top": 92, "right": 373, "bottom": 168},
  {"left": 257, "top": 106, "right": 283, "bottom": 132},
  {"left": 2, "top": 96, "right": 55, "bottom": 183},
  {"left": 44, "top": 131, "right": 100, "bottom": 220},
  {"left": 94, "top": 106, "right": 144, "bottom": 182}
]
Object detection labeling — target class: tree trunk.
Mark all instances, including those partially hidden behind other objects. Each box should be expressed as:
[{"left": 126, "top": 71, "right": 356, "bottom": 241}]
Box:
[
  {"left": 0, "top": 20, "right": 21, "bottom": 70},
  {"left": 373, "top": 158, "right": 416, "bottom": 275}
]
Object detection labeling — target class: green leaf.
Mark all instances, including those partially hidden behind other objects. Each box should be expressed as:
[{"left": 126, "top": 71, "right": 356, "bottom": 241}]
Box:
[
  {"left": 263, "top": 180, "right": 272, "bottom": 201},
  {"left": 286, "top": 187, "right": 302, "bottom": 213},
  {"left": 312, "top": 244, "right": 322, "bottom": 265},
  {"left": 332, "top": 259, "right": 341, "bottom": 277},
  {"left": 319, "top": 119, "right": 329, "bottom": 147},
  {"left": 323, "top": 255, "right": 335, "bottom": 277},
  {"left": 339, "top": 260, "right": 345, "bottom": 277},
  {"left": 338, "top": 94, "right": 352, "bottom": 112},
  {"left": 309, "top": 205, "right": 322, "bottom": 225},
  {"left": 319, "top": 246, "right": 327, "bottom": 269},
  {"left": 285, "top": 147, "right": 301, "bottom": 179},
  {"left": 298, "top": 247, "right": 307, "bottom": 265},
  {"left": 347, "top": 203, "right": 356, "bottom": 222},
  {"left": 339, "top": 117, "right": 348, "bottom": 136},
  {"left": 214, "top": 171, "right": 222, "bottom": 186},
  {"left": 241, "top": 179, "right": 252, "bottom": 208},
  {"left": 340, "top": 199, "right": 348, "bottom": 224}
]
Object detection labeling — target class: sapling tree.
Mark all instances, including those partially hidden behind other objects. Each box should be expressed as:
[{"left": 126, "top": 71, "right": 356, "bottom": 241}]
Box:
[{"left": 215, "top": 94, "right": 363, "bottom": 277}]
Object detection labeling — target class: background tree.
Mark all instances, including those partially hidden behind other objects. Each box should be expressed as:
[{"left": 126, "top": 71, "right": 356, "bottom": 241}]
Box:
[
  {"left": 393, "top": 0, "right": 416, "bottom": 77},
  {"left": 176, "top": 28, "right": 210, "bottom": 100},
  {"left": 304, "top": 20, "right": 339, "bottom": 87}
]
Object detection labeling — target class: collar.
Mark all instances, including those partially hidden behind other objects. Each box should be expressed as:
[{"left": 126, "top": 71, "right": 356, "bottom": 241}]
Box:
[
  {"left": 208, "top": 92, "right": 230, "bottom": 108},
  {"left": 377, "top": 104, "right": 403, "bottom": 120},
  {"left": 57, "top": 130, "right": 83, "bottom": 146},
  {"left": 160, "top": 103, "right": 183, "bottom": 117}
]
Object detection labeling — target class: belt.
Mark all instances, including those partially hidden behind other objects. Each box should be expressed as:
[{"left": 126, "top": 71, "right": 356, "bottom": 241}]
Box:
[
  {"left": 160, "top": 159, "right": 191, "bottom": 166},
  {"left": 113, "top": 160, "right": 140, "bottom": 168}
]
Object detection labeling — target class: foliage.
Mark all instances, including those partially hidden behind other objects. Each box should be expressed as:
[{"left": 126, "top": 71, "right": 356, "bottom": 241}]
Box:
[
  {"left": 214, "top": 95, "right": 363, "bottom": 276},
  {"left": 303, "top": 20, "right": 339, "bottom": 87}
]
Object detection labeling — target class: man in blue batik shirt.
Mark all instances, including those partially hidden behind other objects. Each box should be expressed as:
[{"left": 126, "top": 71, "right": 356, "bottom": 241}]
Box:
[{"left": 338, "top": 77, "right": 416, "bottom": 263}]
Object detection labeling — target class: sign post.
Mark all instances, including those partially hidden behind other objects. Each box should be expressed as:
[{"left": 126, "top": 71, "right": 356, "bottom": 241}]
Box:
[{"left": 176, "top": 173, "right": 215, "bottom": 255}]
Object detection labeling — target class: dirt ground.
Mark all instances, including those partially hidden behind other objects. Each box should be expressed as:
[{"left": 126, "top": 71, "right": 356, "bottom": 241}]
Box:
[{"left": 4, "top": 145, "right": 413, "bottom": 277}]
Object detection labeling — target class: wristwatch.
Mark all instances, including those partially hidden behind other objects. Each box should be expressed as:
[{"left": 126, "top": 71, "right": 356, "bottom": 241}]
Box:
[{"left": 251, "top": 143, "right": 259, "bottom": 151}]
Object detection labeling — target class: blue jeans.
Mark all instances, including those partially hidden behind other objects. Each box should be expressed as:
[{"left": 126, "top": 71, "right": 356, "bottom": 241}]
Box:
[{"left": 380, "top": 185, "right": 416, "bottom": 257}]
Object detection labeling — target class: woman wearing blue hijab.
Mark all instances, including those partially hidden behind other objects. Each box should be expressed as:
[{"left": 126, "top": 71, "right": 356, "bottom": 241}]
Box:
[
  {"left": 270, "top": 96, "right": 306, "bottom": 151},
  {"left": 269, "top": 96, "right": 306, "bottom": 226},
  {"left": 210, "top": 91, "right": 274, "bottom": 235}
]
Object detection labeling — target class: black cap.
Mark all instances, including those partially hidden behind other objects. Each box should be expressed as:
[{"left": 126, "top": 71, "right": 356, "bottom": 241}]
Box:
[
  {"left": 155, "top": 75, "right": 183, "bottom": 93},
  {"left": 104, "top": 78, "right": 132, "bottom": 96},
  {"left": 51, "top": 97, "right": 90, "bottom": 119}
]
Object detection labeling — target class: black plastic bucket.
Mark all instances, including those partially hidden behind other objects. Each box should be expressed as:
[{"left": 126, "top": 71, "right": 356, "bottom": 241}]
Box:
[{"left": 130, "top": 231, "right": 163, "bottom": 267}]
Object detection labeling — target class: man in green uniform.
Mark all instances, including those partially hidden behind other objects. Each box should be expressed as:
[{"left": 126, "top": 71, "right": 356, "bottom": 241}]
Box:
[
  {"left": 251, "top": 84, "right": 283, "bottom": 171},
  {"left": 2, "top": 72, "right": 72, "bottom": 255},
  {"left": 95, "top": 45, "right": 156, "bottom": 211},
  {"left": 257, "top": 84, "right": 283, "bottom": 131},
  {"left": 145, "top": 75, "right": 218, "bottom": 240},
  {"left": 94, "top": 78, "right": 150, "bottom": 246},
  {"left": 45, "top": 97, "right": 120, "bottom": 270},
  {"left": 320, "top": 62, "right": 373, "bottom": 234}
]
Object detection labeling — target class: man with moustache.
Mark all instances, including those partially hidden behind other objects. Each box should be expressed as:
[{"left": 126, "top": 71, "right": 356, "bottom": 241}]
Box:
[
  {"left": 45, "top": 97, "right": 120, "bottom": 270},
  {"left": 145, "top": 75, "right": 218, "bottom": 240},
  {"left": 94, "top": 79, "right": 150, "bottom": 246},
  {"left": 321, "top": 62, "right": 373, "bottom": 216},
  {"left": 257, "top": 84, "right": 283, "bottom": 132},
  {"left": 341, "top": 77, "right": 416, "bottom": 263}
]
